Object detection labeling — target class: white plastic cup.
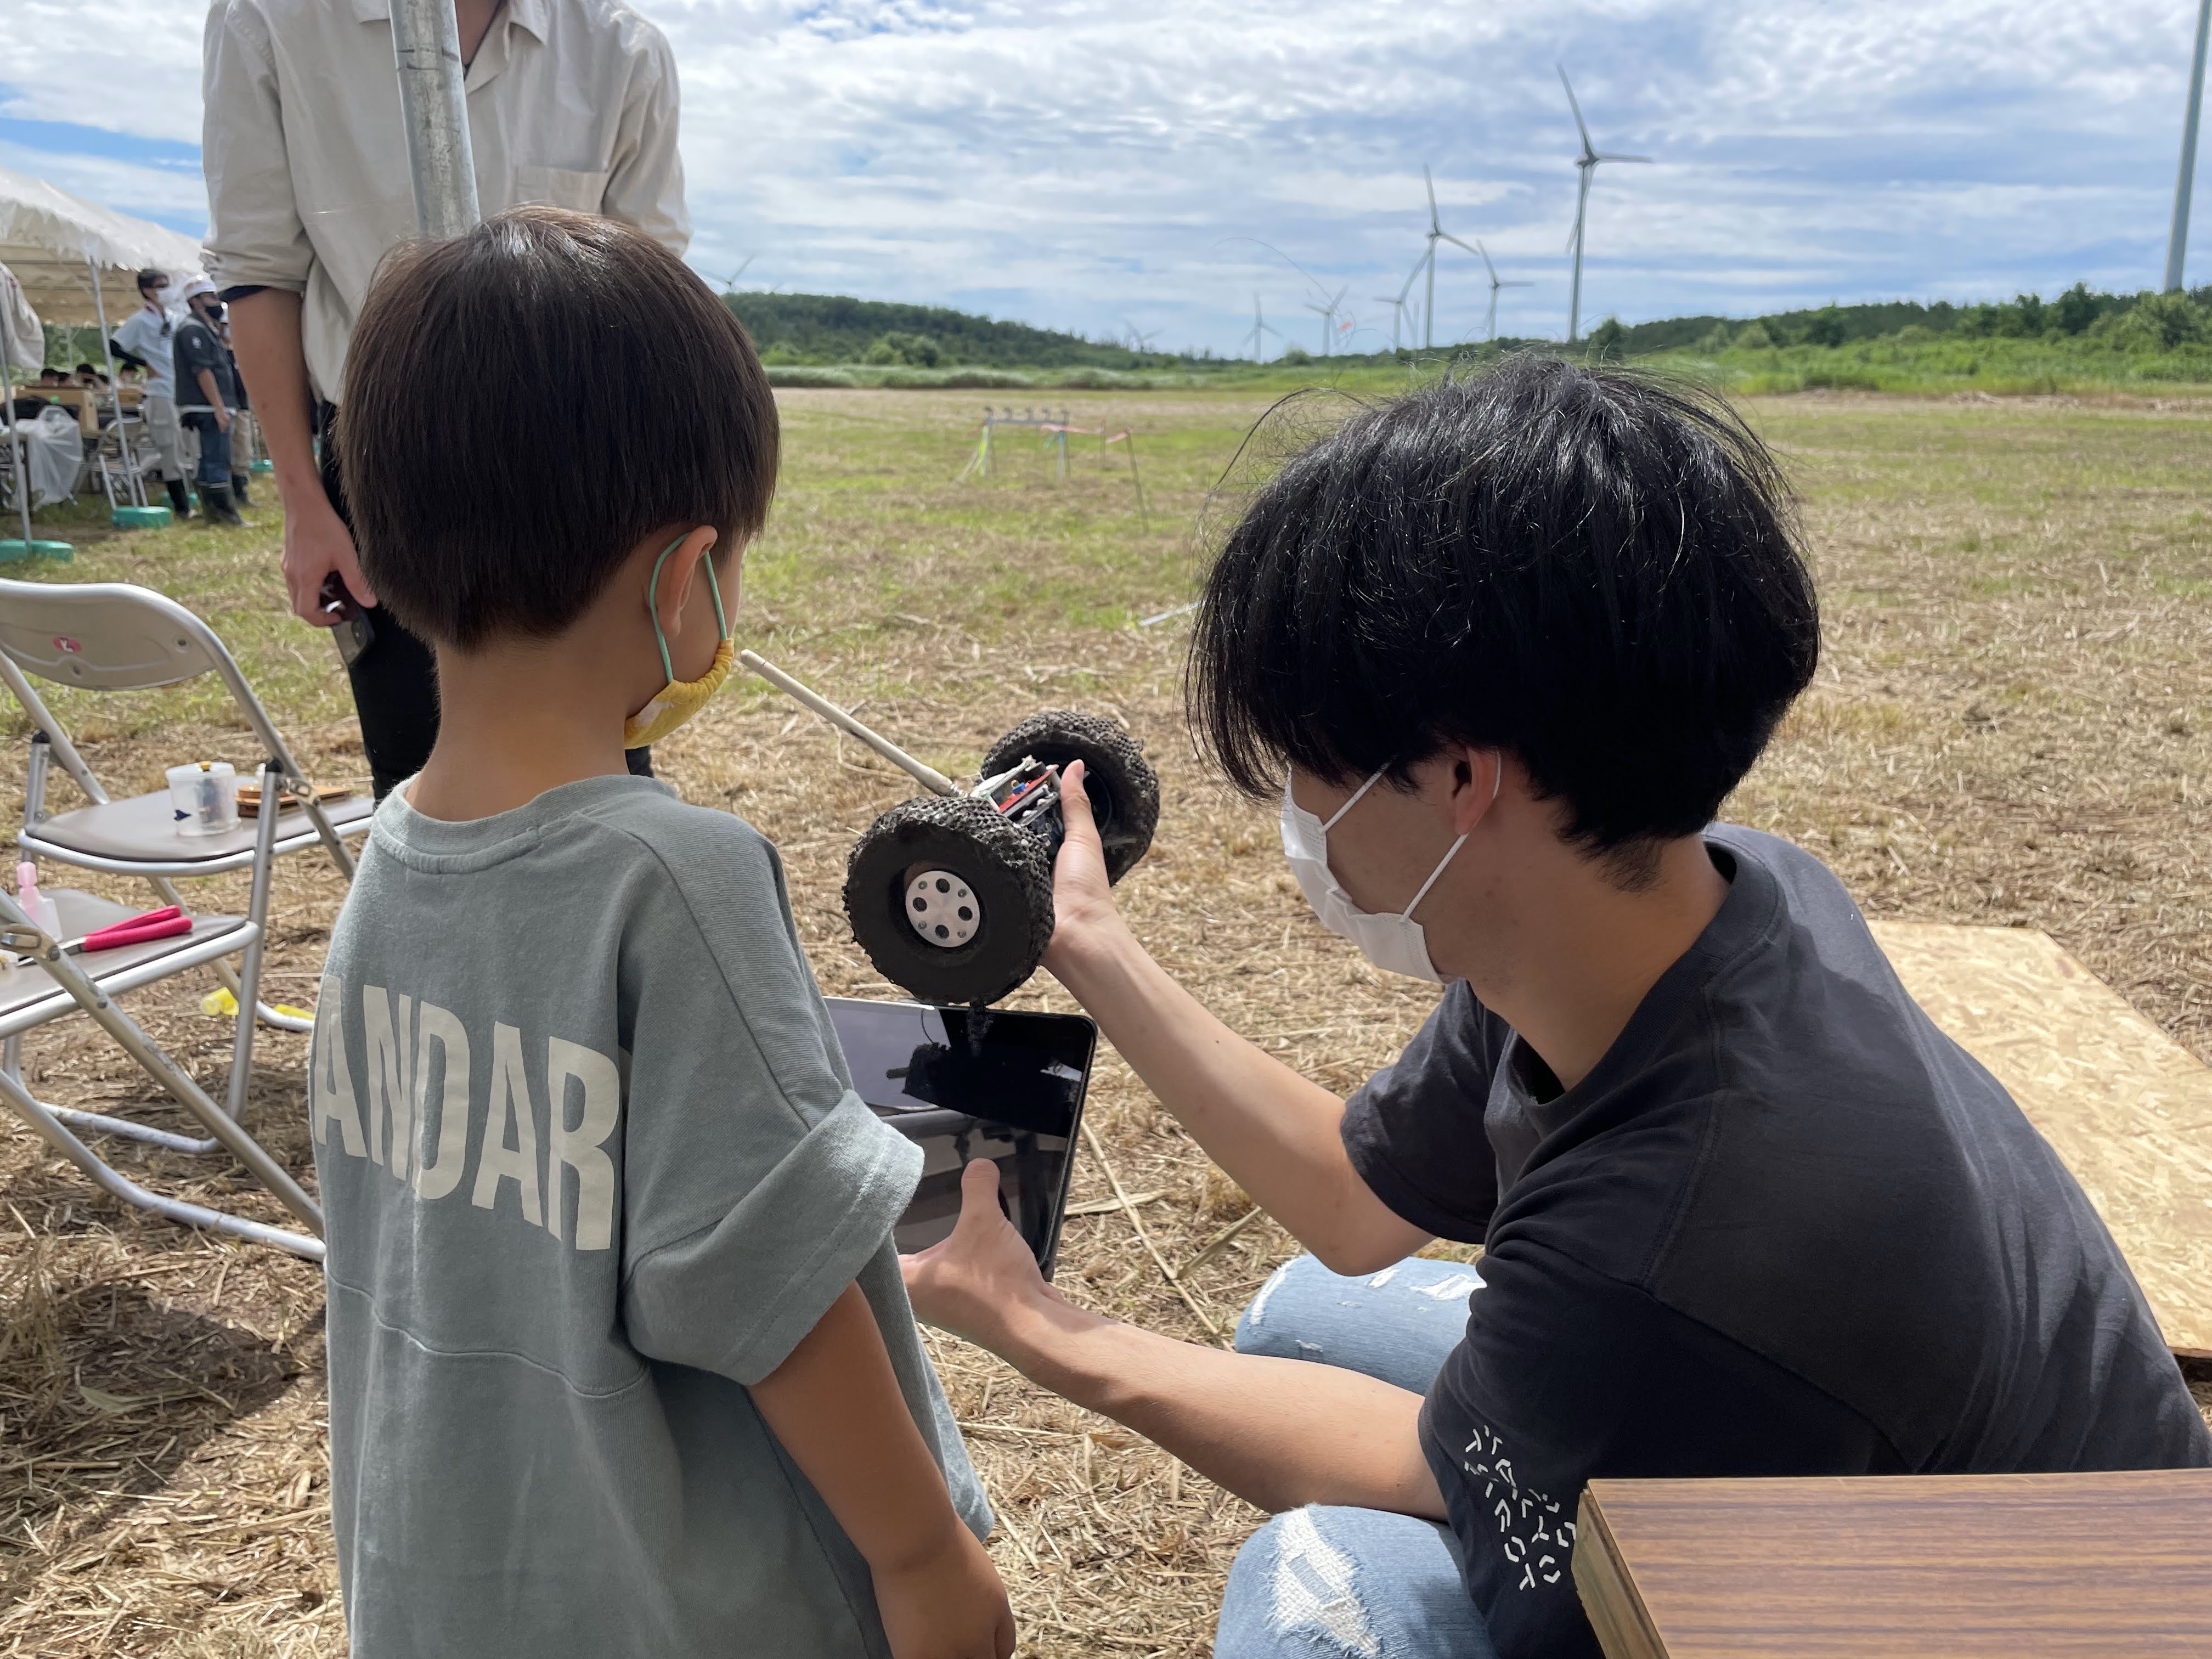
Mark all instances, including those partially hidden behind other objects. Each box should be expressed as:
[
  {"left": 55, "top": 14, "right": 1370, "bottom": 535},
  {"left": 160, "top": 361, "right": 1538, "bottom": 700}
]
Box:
[{"left": 167, "top": 761, "right": 239, "bottom": 837}]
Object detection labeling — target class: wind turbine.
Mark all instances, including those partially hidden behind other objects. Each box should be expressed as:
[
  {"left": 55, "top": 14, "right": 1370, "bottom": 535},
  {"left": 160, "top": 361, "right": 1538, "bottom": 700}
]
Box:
[
  {"left": 1418, "top": 166, "right": 1485, "bottom": 349},
  {"left": 1559, "top": 65, "right": 1650, "bottom": 343},
  {"left": 1242, "top": 293, "right": 1282, "bottom": 360},
  {"left": 1303, "top": 284, "right": 1349, "bottom": 356},
  {"left": 1373, "top": 259, "right": 1421, "bottom": 353},
  {"left": 1124, "top": 320, "right": 1161, "bottom": 352},
  {"left": 1474, "top": 240, "right": 1532, "bottom": 342},
  {"left": 721, "top": 255, "right": 755, "bottom": 290}
]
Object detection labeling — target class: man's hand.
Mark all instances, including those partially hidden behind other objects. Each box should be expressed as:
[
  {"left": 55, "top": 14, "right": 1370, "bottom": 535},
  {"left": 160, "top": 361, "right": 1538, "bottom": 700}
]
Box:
[
  {"left": 213, "top": 405, "right": 232, "bottom": 434},
  {"left": 1042, "top": 760, "right": 1132, "bottom": 977},
  {"left": 872, "top": 1525, "right": 1016, "bottom": 1659},
  {"left": 283, "top": 490, "right": 376, "bottom": 625},
  {"left": 903, "top": 1160, "right": 1071, "bottom": 1354}
]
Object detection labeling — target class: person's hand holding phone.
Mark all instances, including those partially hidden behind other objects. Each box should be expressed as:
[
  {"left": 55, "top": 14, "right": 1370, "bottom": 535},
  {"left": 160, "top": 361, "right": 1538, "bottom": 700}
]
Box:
[{"left": 285, "top": 489, "right": 376, "bottom": 625}]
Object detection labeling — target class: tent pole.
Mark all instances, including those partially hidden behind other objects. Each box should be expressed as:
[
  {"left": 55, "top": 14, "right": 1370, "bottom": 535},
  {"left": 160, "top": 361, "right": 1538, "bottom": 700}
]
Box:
[
  {"left": 0, "top": 296, "right": 30, "bottom": 549},
  {"left": 87, "top": 255, "right": 143, "bottom": 508},
  {"left": 390, "top": 0, "right": 482, "bottom": 240}
]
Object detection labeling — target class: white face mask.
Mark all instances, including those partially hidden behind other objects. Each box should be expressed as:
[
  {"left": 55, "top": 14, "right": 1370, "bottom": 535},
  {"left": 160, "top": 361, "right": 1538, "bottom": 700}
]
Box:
[{"left": 1280, "top": 766, "right": 1491, "bottom": 982}]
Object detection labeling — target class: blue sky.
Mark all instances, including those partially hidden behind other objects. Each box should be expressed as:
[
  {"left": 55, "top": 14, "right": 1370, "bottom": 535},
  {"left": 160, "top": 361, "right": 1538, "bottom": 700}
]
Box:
[{"left": 7, "top": 0, "right": 2210, "bottom": 355}]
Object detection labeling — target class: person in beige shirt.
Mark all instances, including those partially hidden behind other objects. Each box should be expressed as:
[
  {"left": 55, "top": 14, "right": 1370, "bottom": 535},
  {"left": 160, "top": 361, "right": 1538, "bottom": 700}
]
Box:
[{"left": 202, "top": 0, "right": 689, "bottom": 794}]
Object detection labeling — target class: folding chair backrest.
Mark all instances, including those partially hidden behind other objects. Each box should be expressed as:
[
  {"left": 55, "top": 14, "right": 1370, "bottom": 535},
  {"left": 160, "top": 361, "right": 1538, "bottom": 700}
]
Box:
[
  {"left": 0, "top": 578, "right": 224, "bottom": 691},
  {"left": 0, "top": 579, "right": 304, "bottom": 778}
]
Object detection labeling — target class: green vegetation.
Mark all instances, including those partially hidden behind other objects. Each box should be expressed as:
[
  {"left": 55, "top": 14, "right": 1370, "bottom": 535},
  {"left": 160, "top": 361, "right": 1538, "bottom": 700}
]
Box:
[
  {"left": 724, "top": 291, "right": 1201, "bottom": 375},
  {"left": 1611, "top": 283, "right": 2212, "bottom": 396}
]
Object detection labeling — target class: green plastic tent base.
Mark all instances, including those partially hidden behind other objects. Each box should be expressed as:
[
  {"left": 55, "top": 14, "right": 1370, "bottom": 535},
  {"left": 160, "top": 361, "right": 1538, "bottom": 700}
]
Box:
[
  {"left": 0, "top": 540, "right": 74, "bottom": 563},
  {"left": 112, "top": 504, "right": 172, "bottom": 529},
  {"left": 250, "top": 459, "right": 273, "bottom": 473}
]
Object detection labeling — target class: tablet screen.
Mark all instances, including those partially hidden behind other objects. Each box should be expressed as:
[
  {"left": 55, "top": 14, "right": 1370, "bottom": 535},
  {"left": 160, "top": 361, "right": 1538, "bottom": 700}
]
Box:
[{"left": 825, "top": 997, "right": 1097, "bottom": 1278}]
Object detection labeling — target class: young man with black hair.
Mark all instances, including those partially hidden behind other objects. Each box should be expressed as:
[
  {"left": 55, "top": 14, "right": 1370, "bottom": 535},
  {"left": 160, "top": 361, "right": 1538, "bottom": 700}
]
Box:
[
  {"left": 315, "top": 206, "right": 1013, "bottom": 1659},
  {"left": 905, "top": 358, "right": 2210, "bottom": 1659}
]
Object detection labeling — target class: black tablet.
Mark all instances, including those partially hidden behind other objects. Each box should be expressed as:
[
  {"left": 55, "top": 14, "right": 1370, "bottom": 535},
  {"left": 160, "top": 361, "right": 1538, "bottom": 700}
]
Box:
[{"left": 825, "top": 997, "right": 1096, "bottom": 1279}]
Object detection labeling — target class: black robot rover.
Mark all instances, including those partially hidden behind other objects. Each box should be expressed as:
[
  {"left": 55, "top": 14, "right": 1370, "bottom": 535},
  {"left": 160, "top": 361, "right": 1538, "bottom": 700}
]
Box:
[{"left": 741, "top": 651, "right": 1158, "bottom": 1006}]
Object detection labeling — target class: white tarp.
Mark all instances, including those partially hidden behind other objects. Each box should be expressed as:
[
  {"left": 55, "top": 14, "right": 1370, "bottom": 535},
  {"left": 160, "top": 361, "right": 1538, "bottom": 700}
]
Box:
[
  {"left": 4, "top": 407, "right": 83, "bottom": 506},
  {"left": 0, "top": 164, "right": 205, "bottom": 329}
]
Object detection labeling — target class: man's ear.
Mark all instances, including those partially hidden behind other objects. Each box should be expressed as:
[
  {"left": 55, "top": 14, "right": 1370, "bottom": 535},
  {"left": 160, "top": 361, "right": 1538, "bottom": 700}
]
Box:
[
  {"left": 648, "top": 526, "right": 719, "bottom": 639},
  {"left": 1447, "top": 745, "right": 1506, "bottom": 836}
]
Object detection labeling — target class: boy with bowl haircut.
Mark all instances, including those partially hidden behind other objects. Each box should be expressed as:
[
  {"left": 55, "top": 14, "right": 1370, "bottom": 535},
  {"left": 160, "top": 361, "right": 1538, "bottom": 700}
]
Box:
[{"left": 312, "top": 206, "right": 1012, "bottom": 1659}]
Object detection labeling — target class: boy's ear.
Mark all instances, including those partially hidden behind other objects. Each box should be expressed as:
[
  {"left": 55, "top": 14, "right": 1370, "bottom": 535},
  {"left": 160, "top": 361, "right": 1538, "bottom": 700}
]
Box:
[{"left": 648, "top": 526, "right": 719, "bottom": 638}]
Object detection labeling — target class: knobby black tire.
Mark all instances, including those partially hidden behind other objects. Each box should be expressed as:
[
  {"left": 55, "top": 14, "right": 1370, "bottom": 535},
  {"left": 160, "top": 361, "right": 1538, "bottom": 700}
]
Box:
[
  {"left": 843, "top": 793, "right": 1056, "bottom": 1006},
  {"left": 980, "top": 710, "right": 1160, "bottom": 885}
]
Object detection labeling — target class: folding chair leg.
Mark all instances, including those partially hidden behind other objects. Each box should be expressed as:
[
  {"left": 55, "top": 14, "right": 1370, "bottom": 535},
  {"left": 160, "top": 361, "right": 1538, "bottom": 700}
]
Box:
[
  {"left": 147, "top": 876, "right": 313, "bottom": 1035},
  {"left": 0, "top": 1067, "right": 321, "bottom": 1258},
  {"left": 0, "top": 893, "right": 323, "bottom": 1237},
  {"left": 224, "top": 760, "right": 283, "bottom": 1119}
]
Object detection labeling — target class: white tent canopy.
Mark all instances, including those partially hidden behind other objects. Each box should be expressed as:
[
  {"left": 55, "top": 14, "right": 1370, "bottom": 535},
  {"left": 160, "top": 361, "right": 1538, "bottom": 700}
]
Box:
[{"left": 0, "top": 164, "right": 204, "bottom": 329}]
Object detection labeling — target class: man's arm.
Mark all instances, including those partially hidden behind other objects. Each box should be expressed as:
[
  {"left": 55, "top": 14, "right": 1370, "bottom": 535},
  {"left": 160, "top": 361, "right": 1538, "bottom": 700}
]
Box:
[
  {"left": 602, "top": 24, "right": 690, "bottom": 255},
  {"left": 1047, "top": 765, "right": 1429, "bottom": 1274},
  {"left": 750, "top": 1281, "right": 1015, "bottom": 1659},
  {"left": 227, "top": 290, "right": 373, "bottom": 621},
  {"left": 908, "top": 1161, "right": 1445, "bottom": 1518},
  {"left": 193, "top": 365, "right": 231, "bottom": 430}
]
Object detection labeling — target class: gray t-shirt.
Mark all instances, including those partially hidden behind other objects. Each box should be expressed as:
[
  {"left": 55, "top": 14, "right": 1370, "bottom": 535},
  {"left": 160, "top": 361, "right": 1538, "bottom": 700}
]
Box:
[{"left": 309, "top": 775, "right": 990, "bottom": 1658}]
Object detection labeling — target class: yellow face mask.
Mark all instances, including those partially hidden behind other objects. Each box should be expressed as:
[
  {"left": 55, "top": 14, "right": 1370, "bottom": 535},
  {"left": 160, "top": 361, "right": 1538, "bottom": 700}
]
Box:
[{"left": 623, "top": 536, "right": 735, "bottom": 748}]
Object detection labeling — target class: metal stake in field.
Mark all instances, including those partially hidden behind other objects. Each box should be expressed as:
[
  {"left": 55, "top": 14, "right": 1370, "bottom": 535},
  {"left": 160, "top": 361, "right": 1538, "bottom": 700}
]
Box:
[
  {"left": 2168, "top": 0, "right": 2212, "bottom": 291},
  {"left": 390, "top": 0, "right": 482, "bottom": 239},
  {"left": 1559, "top": 65, "right": 1651, "bottom": 344}
]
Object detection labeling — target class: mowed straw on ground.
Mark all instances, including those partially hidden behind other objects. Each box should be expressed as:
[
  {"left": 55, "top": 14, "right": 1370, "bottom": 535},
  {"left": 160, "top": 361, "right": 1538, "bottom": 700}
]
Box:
[{"left": 0, "top": 386, "right": 2208, "bottom": 1658}]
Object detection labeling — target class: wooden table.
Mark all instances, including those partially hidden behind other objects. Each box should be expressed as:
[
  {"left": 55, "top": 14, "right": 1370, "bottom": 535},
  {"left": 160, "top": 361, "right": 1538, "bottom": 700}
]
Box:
[{"left": 1575, "top": 1469, "right": 2212, "bottom": 1658}]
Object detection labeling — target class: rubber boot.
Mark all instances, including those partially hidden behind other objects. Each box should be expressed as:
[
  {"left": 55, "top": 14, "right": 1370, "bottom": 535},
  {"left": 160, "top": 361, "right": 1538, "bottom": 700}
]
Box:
[
  {"left": 230, "top": 472, "right": 253, "bottom": 506},
  {"left": 163, "top": 477, "right": 191, "bottom": 521},
  {"left": 200, "top": 482, "right": 246, "bottom": 528}
]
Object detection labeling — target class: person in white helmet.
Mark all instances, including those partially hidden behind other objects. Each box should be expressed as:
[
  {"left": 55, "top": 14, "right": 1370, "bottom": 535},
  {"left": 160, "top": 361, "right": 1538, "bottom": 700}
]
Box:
[{"left": 173, "top": 278, "right": 244, "bottom": 527}]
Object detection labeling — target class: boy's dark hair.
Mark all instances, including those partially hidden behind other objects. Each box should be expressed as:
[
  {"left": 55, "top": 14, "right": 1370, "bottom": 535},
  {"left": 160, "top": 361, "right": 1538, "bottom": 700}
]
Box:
[
  {"left": 136, "top": 269, "right": 165, "bottom": 290},
  {"left": 1190, "top": 356, "right": 1818, "bottom": 877},
  {"left": 338, "top": 207, "right": 778, "bottom": 650}
]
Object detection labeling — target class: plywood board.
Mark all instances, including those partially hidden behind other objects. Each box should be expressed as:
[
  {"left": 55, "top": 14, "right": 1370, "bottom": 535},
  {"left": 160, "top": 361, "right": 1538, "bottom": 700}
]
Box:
[
  {"left": 1576, "top": 1469, "right": 2212, "bottom": 1659},
  {"left": 1869, "top": 921, "right": 2212, "bottom": 1357}
]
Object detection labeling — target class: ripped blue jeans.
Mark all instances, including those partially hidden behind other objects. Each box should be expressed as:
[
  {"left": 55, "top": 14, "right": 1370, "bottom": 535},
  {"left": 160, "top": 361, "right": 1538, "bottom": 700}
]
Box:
[{"left": 1215, "top": 1255, "right": 1498, "bottom": 1659}]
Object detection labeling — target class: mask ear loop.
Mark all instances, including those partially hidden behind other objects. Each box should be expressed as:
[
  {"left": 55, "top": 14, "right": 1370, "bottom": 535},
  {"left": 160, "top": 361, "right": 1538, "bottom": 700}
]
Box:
[
  {"left": 1322, "top": 769, "right": 1388, "bottom": 832},
  {"left": 645, "top": 534, "right": 729, "bottom": 682}
]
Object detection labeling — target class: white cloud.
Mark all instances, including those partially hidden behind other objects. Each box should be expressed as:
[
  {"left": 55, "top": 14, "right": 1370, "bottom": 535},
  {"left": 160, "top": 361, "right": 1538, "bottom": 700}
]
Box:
[{"left": 5, "top": 0, "right": 2209, "bottom": 351}]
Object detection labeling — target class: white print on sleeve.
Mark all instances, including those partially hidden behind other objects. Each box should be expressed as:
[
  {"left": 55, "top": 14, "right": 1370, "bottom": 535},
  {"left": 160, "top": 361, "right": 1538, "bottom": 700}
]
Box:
[
  {"left": 311, "top": 975, "right": 623, "bottom": 1251},
  {"left": 1460, "top": 1423, "right": 1575, "bottom": 1591}
]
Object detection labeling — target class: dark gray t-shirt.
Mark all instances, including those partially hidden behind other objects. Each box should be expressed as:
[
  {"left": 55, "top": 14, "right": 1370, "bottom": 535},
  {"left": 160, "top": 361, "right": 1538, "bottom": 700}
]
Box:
[
  {"left": 1342, "top": 824, "right": 2210, "bottom": 1659},
  {"left": 311, "top": 776, "right": 990, "bottom": 1658}
]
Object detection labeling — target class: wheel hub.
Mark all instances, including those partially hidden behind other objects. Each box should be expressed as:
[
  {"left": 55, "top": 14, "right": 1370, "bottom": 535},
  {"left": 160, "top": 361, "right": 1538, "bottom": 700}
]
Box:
[{"left": 906, "top": 870, "right": 981, "bottom": 947}]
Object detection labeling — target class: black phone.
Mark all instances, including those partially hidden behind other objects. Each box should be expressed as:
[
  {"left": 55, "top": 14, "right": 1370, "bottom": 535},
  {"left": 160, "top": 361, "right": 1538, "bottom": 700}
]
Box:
[
  {"left": 825, "top": 997, "right": 1096, "bottom": 1279},
  {"left": 319, "top": 572, "right": 375, "bottom": 668}
]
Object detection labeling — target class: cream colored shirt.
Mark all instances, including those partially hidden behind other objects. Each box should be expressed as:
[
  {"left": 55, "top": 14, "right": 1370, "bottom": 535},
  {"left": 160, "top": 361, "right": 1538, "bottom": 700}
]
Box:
[{"left": 202, "top": 0, "right": 689, "bottom": 403}]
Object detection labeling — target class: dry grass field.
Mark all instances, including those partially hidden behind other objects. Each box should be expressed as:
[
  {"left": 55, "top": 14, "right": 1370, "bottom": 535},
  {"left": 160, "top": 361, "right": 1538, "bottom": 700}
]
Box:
[{"left": 0, "top": 385, "right": 2207, "bottom": 1657}]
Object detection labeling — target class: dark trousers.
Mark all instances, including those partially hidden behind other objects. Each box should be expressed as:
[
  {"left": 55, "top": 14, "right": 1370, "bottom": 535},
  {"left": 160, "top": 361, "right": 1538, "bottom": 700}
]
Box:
[
  {"left": 315, "top": 404, "right": 650, "bottom": 796},
  {"left": 184, "top": 411, "right": 232, "bottom": 487}
]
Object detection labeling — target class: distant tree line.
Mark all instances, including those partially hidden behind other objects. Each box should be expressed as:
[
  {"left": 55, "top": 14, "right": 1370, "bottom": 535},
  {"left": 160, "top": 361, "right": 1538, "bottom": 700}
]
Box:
[
  {"left": 720, "top": 292, "right": 1194, "bottom": 370},
  {"left": 1604, "top": 284, "right": 2212, "bottom": 357}
]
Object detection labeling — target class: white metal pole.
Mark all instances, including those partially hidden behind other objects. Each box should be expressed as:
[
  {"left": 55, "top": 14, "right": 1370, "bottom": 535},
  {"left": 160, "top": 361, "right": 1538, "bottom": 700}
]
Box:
[
  {"left": 2168, "top": 0, "right": 2212, "bottom": 292},
  {"left": 390, "top": 0, "right": 482, "bottom": 240},
  {"left": 86, "top": 256, "right": 144, "bottom": 507},
  {"left": 0, "top": 297, "right": 30, "bottom": 549},
  {"left": 1423, "top": 243, "right": 1436, "bottom": 351}
]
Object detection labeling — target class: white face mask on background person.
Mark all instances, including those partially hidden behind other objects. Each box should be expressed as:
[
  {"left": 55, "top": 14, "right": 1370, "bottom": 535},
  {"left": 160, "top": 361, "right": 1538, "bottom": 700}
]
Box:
[{"left": 1279, "top": 764, "right": 1494, "bottom": 983}]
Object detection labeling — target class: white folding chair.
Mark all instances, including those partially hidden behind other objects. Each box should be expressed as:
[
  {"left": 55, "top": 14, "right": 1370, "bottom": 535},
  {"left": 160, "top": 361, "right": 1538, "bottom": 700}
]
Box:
[{"left": 0, "top": 577, "right": 375, "bottom": 1256}]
